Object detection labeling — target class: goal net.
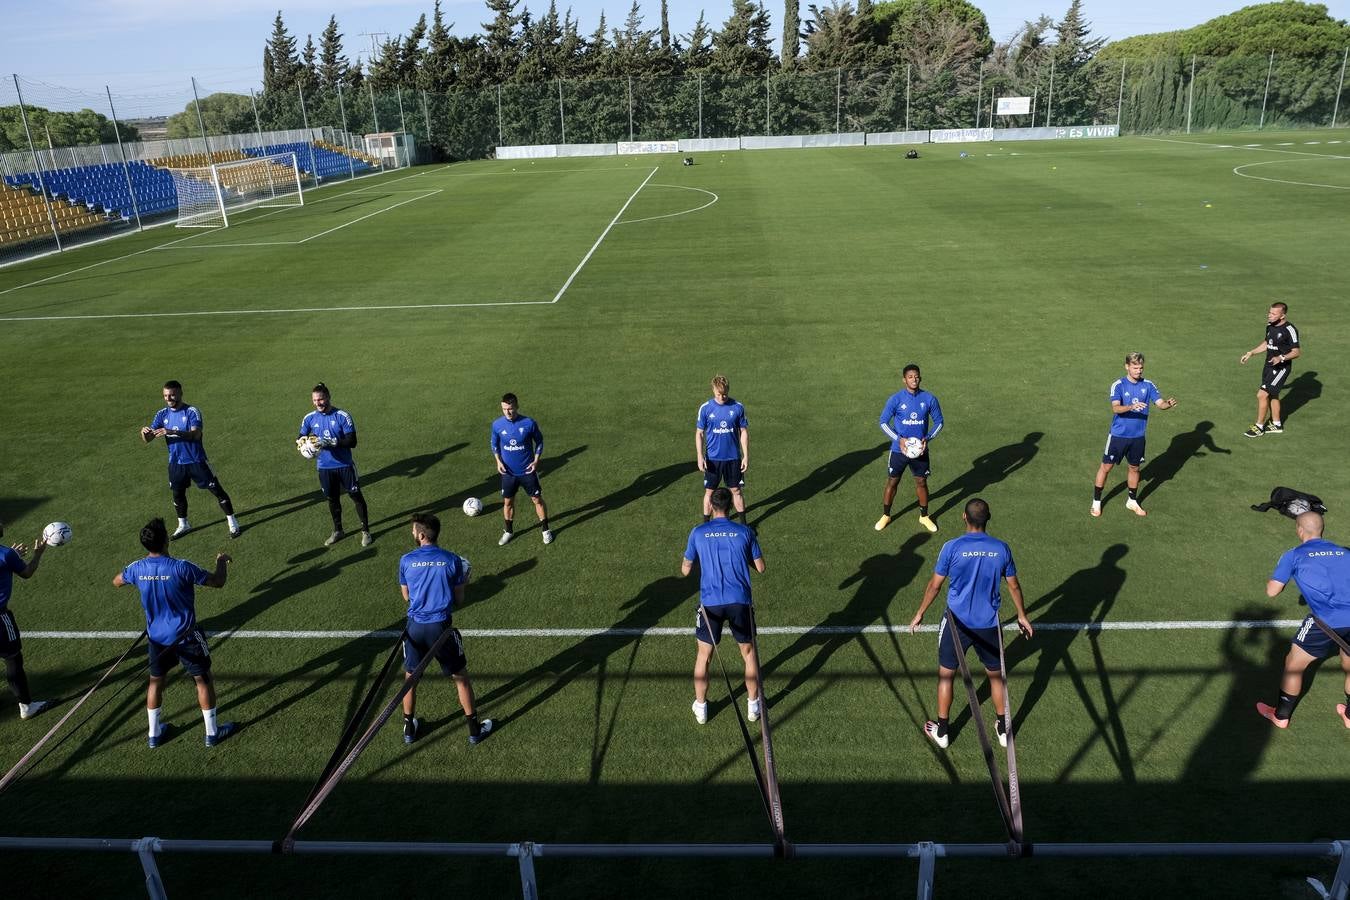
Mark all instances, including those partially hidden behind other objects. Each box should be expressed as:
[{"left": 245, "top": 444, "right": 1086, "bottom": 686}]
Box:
[{"left": 170, "top": 152, "right": 304, "bottom": 228}]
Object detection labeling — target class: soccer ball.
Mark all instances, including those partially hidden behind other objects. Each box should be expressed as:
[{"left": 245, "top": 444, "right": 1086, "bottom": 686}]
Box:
[
  {"left": 901, "top": 437, "right": 924, "bottom": 459},
  {"left": 43, "top": 522, "right": 72, "bottom": 546},
  {"left": 296, "top": 435, "right": 321, "bottom": 459},
  {"left": 462, "top": 497, "right": 483, "bottom": 517}
]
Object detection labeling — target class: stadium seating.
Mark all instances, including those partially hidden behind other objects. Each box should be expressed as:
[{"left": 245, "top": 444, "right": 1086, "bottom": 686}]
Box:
[
  {"left": 243, "top": 142, "right": 374, "bottom": 180},
  {"left": 0, "top": 181, "right": 111, "bottom": 248},
  {"left": 4, "top": 162, "right": 177, "bottom": 223}
]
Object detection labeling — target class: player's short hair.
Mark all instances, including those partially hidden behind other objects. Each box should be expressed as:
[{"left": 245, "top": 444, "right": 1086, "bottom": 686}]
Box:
[
  {"left": 711, "top": 375, "right": 729, "bottom": 394},
  {"left": 411, "top": 512, "right": 440, "bottom": 542},
  {"left": 163, "top": 380, "right": 182, "bottom": 391},
  {"left": 903, "top": 364, "right": 921, "bottom": 377},
  {"left": 964, "top": 498, "right": 991, "bottom": 528},
  {"left": 140, "top": 518, "right": 169, "bottom": 553},
  {"left": 1124, "top": 352, "right": 1145, "bottom": 365},
  {"left": 501, "top": 393, "right": 518, "bottom": 406},
  {"left": 710, "top": 487, "right": 733, "bottom": 513},
  {"left": 312, "top": 383, "right": 330, "bottom": 397},
  {"left": 1271, "top": 301, "right": 1288, "bottom": 314}
]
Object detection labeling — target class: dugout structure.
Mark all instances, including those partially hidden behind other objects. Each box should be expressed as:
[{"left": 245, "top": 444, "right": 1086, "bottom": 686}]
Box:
[{"left": 169, "top": 152, "right": 304, "bottom": 228}]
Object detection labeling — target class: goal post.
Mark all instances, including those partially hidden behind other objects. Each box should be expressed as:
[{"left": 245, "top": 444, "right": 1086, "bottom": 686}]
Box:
[{"left": 170, "top": 152, "right": 304, "bottom": 229}]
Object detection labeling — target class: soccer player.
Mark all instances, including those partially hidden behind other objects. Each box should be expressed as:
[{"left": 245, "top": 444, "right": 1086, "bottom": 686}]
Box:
[
  {"left": 397, "top": 513, "right": 493, "bottom": 745},
  {"left": 1091, "top": 353, "right": 1178, "bottom": 518},
  {"left": 299, "top": 383, "right": 371, "bottom": 547},
  {"left": 696, "top": 376, "right": 749, "bottom": 523},
  {"left": 1256, "top": 511, "right": 1350, "bottom": 730},
  {"left": 682, "top": 487, "right": 766, "bottom": 725},
  {"left": 112, "top": 518, "right": 235, "bottom": 748},
  {"left": 908, "top": 498, "right": 1033, "bottom": 749},
  {"left": 140, "top": 380, "right": 241, "bottom": 540},
  {"left": 0, "top": 520, "right": 50, "bottom": 720},
  {"left": 1240, "top": 302, "right": 1300, "bottom": 437},
  {"left": 877, "top": 364, "right": 943, "bottom": 534},
  {"left": 491, "top": 393, "right": 551, "bottom": 546}
]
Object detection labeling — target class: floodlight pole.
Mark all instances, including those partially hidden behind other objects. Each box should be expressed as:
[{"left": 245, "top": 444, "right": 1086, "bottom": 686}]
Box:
[
  {"left": 765, "top": 72, "right": 771, "bottom": 135},
  {"left": 105, "top": 85, "right": 143, "bottom": 231},
  {"left": 420, "top": 89, "right": 432, "bottom": 141},
  {"left": 1031, "top": 85, "right": 1037, "bottom": 127},
  {"left": 497, "top": 84, "right": 504, "bottom": 147},
  {"left": 297, "top": 85, "right": 319, "bottom": 181},
  {"left": 1259, "top": 49, "right": 1274, "bottom": 129},
  {"left": 1046, "top": 56, "right": 1055, "bottom": 127},
  {"left": 1116, "top": 59, "right": 1126, "bottom": 129},
  {"left": 835, "top": 68, "right": 841, "bottom": 134},
  {"left": 368, "top": 80, "right": 381, "bottom": 133},
  {"left": 190, "top": 76, "right": 215, "bottom": 165},
  {"left": 14, "top": 74, "right": 62, "bottom": 251},
  {"left": 697, "top": 73, "right": 703, "bottom": 139},
  {"left": 1185, "top": 55, "right": 1196, "bottom": 134},
  {"left": 905, "top": 64, "right": 911, "bottom": 131},
  {"left": 975, "top": 61, "right": 983, "bottom": 128},
  {"left": 1333, "top": 47, "right": 1349, "bottom": 128},
  {"left": 397, "top": 87, "right": 407, "bottom": 134},
  {"left": 248, "top": 89, "right": 265, "bottom": 148},
  {"left": 336, "top": 82, "right": 355, "bottom": 179},
  {"left": 557, "top": 79, "right": 566, "bottom": 143},
  {"left": 628, "top": 75, "right": 634, "bottom": 141}
]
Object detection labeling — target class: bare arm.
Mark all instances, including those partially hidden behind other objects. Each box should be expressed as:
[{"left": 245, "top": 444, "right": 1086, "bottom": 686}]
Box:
[
  {"left": 113, "top": 573, "right": 127, "bottom": 587},
  {"left": 739, "top": 428, "right": 749, "bottom": 472},
  {"left": 909, "top": 572, "right": 946, "bottom": 633},
  {"left": 753, "top": 556, "right": 765, "bottom": 574},
  {"left": 1241, "top": 342, "right": 1267, "bottom": 363},
  {"left": 453, "top": 583, "right": 465, "bottom": 607},
  {"left": 1154, "top": 397, "right": 1178, "bottom": 409},
  {"left": 401, "top": 585, "right": 410, "bottom": 604},
  {"left": 695, "top": 429, "right": 706, "bottom": 471},
  {"left": 14, "top": 539, "right": 45, "bottom": 579},
  {"left": 1006, "top": 575, "right": 1033, "bottom": 638},
  {"left": 681, "top": 557, "right": 693, "bottom": 577},
  {"left": 202, "top": 553, "right": 231, "bottom": 589},
  {"left": 1266, "top": 579, "right": 1285, "bottom": 599}
]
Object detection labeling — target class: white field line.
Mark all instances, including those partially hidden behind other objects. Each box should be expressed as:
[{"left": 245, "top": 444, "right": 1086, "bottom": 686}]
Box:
[
  {"left": 0, "top": 167, "right": 447, "bottom": 298},
  {"left": 1141, "top": 136, "right": 1350, "bottom": 161},
  {"left": 432, "top": 166, "right": 665, "bottom": 177},
  {"left": 549, "top": 166, "right": 658, "bottom": 304},
  {"left": 618, "top": 184, "right": 719, "bottom": 225},
  {"left": 1232, "top": 157, "right": 1350, "bottom": 191},
  {"left": 0, "top": 299, "right": 553, "bottom": 322},
  {"left": 24, "top": 619, "right": 1309, "bottom": 640}
]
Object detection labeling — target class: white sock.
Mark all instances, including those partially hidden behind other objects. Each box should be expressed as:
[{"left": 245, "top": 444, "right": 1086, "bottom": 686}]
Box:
[
  {"left": 148, "top": 707, "right": 161, "bottom": 737},
  {"left": 1272, "top": 420, "right": 1281, "bottom": 427},
  {"left": 748, "top": 698, "right": 761, "bottom": 714},
  {"left": 693, "top": 700, "right": 707, "bottom": 713},
  {"left": 202, "top": 707, "right": 217, "bottom": 736},
  {"left": 177, "top": 518, "right": 189, "bottom": 529},
  {"left": 227, "top": 515, "right": 239, "bottom": 528},
  {"left": 19, "top": 702, "right": 31, "bottom": 717}
]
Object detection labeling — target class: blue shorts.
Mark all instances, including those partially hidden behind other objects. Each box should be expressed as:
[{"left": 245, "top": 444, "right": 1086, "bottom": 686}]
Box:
[
  {"left": 703, "top": 458, "right": 744, "bottom": 490},
  {"left": 168, "top": 462, "right": 220, "bottom": 493},
  {"left": 148, "top": 627, "right": 212, "bottom": 678},
  {"left": 696, "top": 603, "right": 754, "bottom": 645},
  {"left": 318, "top": 466, "right": 361, "bottom": 497},
  {"left": 1102, "top": 435, "right": 1146, "bottom": 467},
  {"left": 1292, "top": 615, "right": 1350, "bottom": 658},
  {"left": 500, "top": 471, "right": 542, "bottom": 499},
  {"left": 888, "top": 450, "right": 931, "bottom": 478},
  {"left": 404, "top": 620, "right": 468, "bottom": 675},
  {"left": 0, "top": 609, "right": 22, "bottom": 659},
  {"left": 937, "top": 614, "right": 1002, "bottom": 673}
]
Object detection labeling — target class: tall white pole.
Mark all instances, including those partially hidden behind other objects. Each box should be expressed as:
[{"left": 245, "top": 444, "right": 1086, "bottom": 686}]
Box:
[
  {"left": 190, "top": 76, "right": 214, "bottom": 164},
  {"left": 1259, "top": 49, "right": 1274, "bottom": 129},
  {"left": 496, "top": 84, "right": 504, "bottom": 147},
  {"left": 697, "top": 72, "right": 703, "bottom": 139},
  {"left": 905, "top": 64, "right": 911, "bottom": 131},
  {"left": 1186, "top": 55, "right": 1197, "bottom": 134},
  {"left": 836, "top": 68, "right": 841, "bottom": 133},
  {"left": 1333, "top": 47, "right": 1349, "bottom": 128},
  {"left": 628, "top": 76, "right": 634, "bottom": 141},
  {"left": 558, "top": 79, "right": 566, "bottom": 143},
  {"left": 106, "top": 85, "right": 143, "bottom": 230},
  {"left": 1116, "top": 59, "right": 1126, "bottom": 128},
  {"left": 1046, "top": 56, "right": 1056, "bottom": 127},
  {"left": 765, "top": 72, "right": 770, "bottom": 135},
  {"left": 975, "top": 61, "right": 983, "bottom": 127}
]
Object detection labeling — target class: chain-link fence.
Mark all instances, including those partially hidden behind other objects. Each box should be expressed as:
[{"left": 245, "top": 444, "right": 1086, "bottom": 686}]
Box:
[{"left": 3, "top": 50, "right": 1347, "bottom": 267}]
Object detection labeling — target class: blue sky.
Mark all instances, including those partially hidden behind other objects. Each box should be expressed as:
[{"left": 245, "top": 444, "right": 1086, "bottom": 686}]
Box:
[{"left": 4, "top": 0, "right": 1348, "bottom": 113}]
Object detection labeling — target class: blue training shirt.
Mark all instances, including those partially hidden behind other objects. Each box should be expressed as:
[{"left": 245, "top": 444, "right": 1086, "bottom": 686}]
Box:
[
  {"left": 299, "top": 408, "right": 356, "bottom": 469},
  {"left": 0, "top": 546, "right": 25, "bottom": 611},
  {"left": 490, "top": 415, "right": 544, "bottom": 476},
  {"left": 684, "top": 518, "right": 762, "bottom": 607},
  {"left": 935, "top": 531, "right": 1017, "bottom": 630},
  {"left": 1272, "top": 539, "right": 1350, "bottom": 629},
  {"left": 1108, "top": 377, "right": 1161, "bottom": 438},
  {"left": 879, "top": 389, "right": 943, "bottom": 451},
  {"left": 151, "top": 405, "right": 208, "bottom": 465},
  {"left": 697, "top": 398, "right": 748, "bottom": 462},
  {"left": 121, "top": 555, "right": 210, "bottom": 645},
  {"left": 399, "top": 544, "right": 471, "bottom": 624}
]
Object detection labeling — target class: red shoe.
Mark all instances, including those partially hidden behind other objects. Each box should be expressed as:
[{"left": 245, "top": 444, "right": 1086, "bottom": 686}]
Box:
[{"left": 1256, "top": 702, "right": 1289, "bottom": 729}]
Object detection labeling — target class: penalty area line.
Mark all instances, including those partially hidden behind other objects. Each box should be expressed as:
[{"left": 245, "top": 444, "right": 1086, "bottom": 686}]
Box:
[
  {"left": 25, "top": 619, "right": 1308, "bottom": 640},
  {"left": 549, "top": 166, "right": 658, "bottom": 304},
  {"left": 0, "top": 298, "right": 554, "bottom": 322}
]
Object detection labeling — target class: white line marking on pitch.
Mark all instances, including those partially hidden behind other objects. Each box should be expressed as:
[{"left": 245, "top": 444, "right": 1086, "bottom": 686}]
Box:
[
  {"left": 25, "top": 620, "right": 1309, "bottom": 640},
  {"left": 0, "top": 299, "right": 554, "bottom": 322},
  {"left": 1233, "top": 157, "right": 1350, "bottom": 191},
  {"left": 1142, "top": 136, "right": 1350, "bottom": 161},
  {"left": 617, "top": 184, "right": 719, "bottom": 225},
  {"left": 549, "top": 166, "right": 658, "bottom": 304}
]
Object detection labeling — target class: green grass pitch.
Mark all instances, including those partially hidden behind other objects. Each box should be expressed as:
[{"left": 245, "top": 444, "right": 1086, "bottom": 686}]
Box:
[{"left": 1, "top": 131, "right": 1349, "bottom": 897}]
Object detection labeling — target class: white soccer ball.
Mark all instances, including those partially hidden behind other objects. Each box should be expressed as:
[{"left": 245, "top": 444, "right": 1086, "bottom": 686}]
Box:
[
  {"left": 462, "top": 497, "right": 483, "bottom": 517},
  {"left": 296, "top": 435, "right": 319, "bottom": 459},
  {"left": 902, "top": 437, "right": 924, "bottom": 459},
  {"left": 43, "top": 522, "right": 72, "bottom": 547}
]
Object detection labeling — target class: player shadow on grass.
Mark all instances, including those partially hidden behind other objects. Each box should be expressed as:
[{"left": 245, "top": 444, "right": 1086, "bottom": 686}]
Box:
[
  {"left": 898, "top": 433, "right": 1042, "bottom": 522},
  {"left": 996, "top": 544, "right": 1134, "bottom": 781},
  {"left": 1131, "top": 422, "right": 1229, "bottom": 504},
  {"left": 366, "top": 445, "right": 589, "bottom": 540},
  {"left": 1277, "top": 370, "right": 1322, "bottom": 424},
  {"left": 747, "top": 442, "right": 889, "bottom": 530},
  {"left": 548, "top": 460, "right": 692, "bottom": 536},
  {"left": 378, "top": 574, "right": 697, "bottom": 781},
  {"left": 232, "top": 443, "right": 470, "bottom": 533},
  {"left": 1180, "top": 605, "right": 1289, "bottom": 785}
]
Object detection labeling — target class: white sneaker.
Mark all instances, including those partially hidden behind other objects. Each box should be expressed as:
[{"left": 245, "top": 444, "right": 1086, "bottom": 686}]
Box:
[
  {"left": 1124, "top": 498, "right": 1147, "bottom": 517},
  {"left": 692, "top": 701, "right": 708, "bottom": 725},
  {"left": 171, "top": 523, "right": 192, "bottom": 540},
  {"left": 498, "top": 531, "right": 513, "bottom": 546},
  {"left": 746, "top": 699, "right": 761, "bottom": 723},
  {"left": 542, "top": 529, "right": 554, "bottom": 545},
  {"left": 19, "top": 700, "right": 49, "bottom": 719},
  {"left": 997, "top": 720, "right": 1009, "bottom": 748},
  {"left": 923, "top": 720, "right": 949, "bottom": 749},
  {"left": 1090, "top": 500, "right": 1102, "bottom": 518}
]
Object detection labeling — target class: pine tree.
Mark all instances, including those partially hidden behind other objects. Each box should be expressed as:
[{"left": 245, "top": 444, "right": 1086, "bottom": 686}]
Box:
[
  {"left": 483, "top": 0, "right": 524, "bottom": 82},
  {"left": 423, "top": 0, "right": 456, "bottom": 90},
  {"left": 299, "top": 36, "right": 320, "bottom": 96},
  {"left": 711, "top": 0, "right": 774, "bottom": 75},
  {"left": 660, "top": 0, "right": 672, "bottom": 51},
  {"left": 782, "top": 0, "right": 801, "bottom": 70},
  {"left": 683, "top": 11, "right": 714, "bottom": 70},
  {"left": 264, "top": 11, "right": 300, "bottom": 93},
  {"left": 318, "top": 15, "right": 349, "bottom": 92}
]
